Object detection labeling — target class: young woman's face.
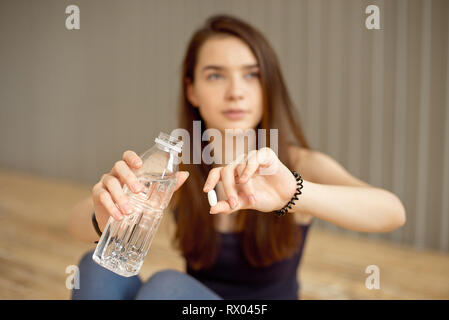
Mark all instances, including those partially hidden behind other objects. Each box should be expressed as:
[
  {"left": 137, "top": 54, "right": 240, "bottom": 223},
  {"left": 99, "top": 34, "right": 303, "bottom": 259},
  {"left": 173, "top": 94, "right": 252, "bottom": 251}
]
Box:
[{"left": 187, "top": 35, "right": 263, "bottom": 133}]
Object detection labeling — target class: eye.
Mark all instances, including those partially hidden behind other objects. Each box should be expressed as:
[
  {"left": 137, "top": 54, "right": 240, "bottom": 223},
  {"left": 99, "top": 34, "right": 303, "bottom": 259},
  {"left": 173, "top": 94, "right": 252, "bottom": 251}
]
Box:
[
  {"left": 207, "top": 73, "right": 223, "bottom": 80},
  {"left": 245, "top": 72, "right": 260, "bottom": 79}
]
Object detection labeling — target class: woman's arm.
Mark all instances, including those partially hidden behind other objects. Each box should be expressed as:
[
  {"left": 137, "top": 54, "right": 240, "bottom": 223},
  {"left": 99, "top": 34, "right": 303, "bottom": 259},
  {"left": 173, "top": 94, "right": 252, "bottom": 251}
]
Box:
[
  {"left": 290, "top": 180, "right": 406, "bottom": 232},
  {"left": 204, "top": 147, "right": 406, "bottom": 233},
  {"left": 66, "top": 170, "right": 190, "bottom": 244},
  {"left": 290, "top": 149, "right": 406, "bottom": 232},
  {"left": 66, "top": 196, "right": 107, "bottom": 243}
]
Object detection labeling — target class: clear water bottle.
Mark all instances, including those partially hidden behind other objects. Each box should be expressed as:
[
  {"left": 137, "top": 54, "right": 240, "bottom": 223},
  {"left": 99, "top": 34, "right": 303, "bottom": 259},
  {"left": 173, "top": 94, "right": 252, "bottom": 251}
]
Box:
[{"left": 92, "top": 132, "right": 183, "bottom": 277}]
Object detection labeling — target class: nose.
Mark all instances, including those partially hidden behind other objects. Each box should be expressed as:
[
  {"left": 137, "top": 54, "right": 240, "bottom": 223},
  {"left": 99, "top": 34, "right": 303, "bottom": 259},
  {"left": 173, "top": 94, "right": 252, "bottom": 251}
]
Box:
[{"left": 225, "top": 76, "right": 244, "bottom": 102}]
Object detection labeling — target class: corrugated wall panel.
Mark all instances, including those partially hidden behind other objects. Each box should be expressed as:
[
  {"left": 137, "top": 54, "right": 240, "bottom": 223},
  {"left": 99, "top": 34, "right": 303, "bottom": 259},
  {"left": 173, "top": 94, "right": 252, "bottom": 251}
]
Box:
[
  {"left": 0, "top": 0, "right": 448, "bottom": 251},
  {"left": 391, "top": 0, "right": 408, "bottom": 245}
]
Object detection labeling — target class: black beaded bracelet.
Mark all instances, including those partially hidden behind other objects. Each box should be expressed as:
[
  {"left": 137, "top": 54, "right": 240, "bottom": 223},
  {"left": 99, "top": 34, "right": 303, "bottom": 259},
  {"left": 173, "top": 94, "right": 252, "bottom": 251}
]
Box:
[
  {"left": 92, "top": 211, "right": 102, "bottom": 244},
  {"left": 274, "top": 170, "right": 304, "bottom": 217}
]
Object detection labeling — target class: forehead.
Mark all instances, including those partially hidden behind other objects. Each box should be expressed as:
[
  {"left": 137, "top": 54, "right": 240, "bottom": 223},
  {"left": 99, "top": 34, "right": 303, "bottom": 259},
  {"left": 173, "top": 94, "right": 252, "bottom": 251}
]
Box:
[{"left": 196, "top": 35, "right": 258, "bottom": 68}]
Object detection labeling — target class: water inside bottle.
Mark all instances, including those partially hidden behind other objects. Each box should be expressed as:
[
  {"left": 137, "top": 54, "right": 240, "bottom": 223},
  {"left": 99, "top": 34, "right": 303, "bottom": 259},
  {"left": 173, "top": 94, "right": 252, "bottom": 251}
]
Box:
[{"left": 92, "top": 172, "right": 177, "bottom": 277}]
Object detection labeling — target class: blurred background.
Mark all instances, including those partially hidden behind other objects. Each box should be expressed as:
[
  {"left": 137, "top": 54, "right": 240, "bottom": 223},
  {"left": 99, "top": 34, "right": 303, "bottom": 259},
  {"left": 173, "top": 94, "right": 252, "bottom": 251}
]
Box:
[{"left": 0, "top": 0, "right": 448, "bottom": 299}]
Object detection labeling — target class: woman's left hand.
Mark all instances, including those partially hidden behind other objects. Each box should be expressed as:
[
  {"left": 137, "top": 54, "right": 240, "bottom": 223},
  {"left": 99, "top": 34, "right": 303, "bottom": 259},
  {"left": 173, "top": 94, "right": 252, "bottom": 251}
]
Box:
[{"left": 203, "top": 147, "right": 297, "bottom": 214}]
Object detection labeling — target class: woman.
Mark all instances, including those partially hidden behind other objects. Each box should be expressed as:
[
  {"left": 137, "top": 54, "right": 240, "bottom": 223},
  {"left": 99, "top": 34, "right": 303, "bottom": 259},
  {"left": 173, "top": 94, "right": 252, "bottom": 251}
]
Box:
[{"left": 67, "top": 14, "right": 406, "bottom": 300}]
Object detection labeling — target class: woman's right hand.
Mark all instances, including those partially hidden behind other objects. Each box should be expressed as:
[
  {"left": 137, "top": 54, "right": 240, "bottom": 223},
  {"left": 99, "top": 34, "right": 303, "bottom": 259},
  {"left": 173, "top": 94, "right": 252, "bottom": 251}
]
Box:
[{"left": 91, "top": 150, "right": 189, "bottom": 230}]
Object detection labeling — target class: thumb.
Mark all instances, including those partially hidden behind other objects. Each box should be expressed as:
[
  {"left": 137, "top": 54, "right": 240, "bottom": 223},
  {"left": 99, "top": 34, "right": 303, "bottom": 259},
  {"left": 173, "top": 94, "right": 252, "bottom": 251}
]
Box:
[{"left": 174, "top": 171, "right": 190, "bottom": 191}]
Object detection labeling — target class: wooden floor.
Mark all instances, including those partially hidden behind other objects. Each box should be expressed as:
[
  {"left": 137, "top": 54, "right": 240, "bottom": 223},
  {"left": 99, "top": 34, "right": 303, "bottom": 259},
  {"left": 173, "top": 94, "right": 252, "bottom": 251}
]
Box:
[{"left": 0, "top": 168, "right": 448, "bottom": 300}]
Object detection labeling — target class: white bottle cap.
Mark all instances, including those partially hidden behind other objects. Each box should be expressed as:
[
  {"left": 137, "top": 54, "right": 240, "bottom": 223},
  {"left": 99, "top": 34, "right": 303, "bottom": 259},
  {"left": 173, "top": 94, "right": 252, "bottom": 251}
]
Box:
[{"left": 154, "top": 132, "right": 183, "bottom": 153}]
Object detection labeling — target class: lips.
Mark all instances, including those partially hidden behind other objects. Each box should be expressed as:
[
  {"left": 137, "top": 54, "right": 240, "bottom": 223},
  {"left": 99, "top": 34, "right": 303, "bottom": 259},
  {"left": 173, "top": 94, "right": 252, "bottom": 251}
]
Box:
[{"left": 222, "top": 109, "right": 248, "bottom": 121}]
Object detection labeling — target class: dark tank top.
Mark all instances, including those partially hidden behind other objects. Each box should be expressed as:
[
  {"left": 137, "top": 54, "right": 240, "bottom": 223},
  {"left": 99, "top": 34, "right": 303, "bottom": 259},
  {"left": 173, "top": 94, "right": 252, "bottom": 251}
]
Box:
[{"left": 186, "top": 222, "right": 312, "bottom": 300}]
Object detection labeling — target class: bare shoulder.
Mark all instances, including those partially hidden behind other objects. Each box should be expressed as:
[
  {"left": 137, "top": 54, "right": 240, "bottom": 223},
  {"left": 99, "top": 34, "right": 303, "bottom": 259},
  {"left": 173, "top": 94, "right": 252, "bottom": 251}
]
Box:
[
  {"left": 287, "top": 145, "right": 373, "bottom": 226},
  {"left": 288, "top": 145, "right": 372, "bottom": 187},
  {"left": 287, "top": 145, "right": 316, "bottom": 183}
]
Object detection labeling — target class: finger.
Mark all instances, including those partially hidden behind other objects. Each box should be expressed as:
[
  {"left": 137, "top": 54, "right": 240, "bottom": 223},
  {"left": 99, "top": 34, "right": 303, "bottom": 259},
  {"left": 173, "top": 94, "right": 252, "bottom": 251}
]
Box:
[
  {"left": 103, "top": 175, "right": 133, "bottom": 215},
  {"left": 221, "top": 165, "right": 239, "bottom": 210},
  {"left": 203, "top": 167, "right": 222, "bottom": 193},
  {"left": 235, "top": 162, "right": 246, "bottom": 182},
  {"left": 256, "top": 147, "right": 279, "bottom": 176},
  {"left": 238, "top": 181, "right": 257, "bottom": 207},
  {"left": 123, "top": 150, "right": 143, "bottom": 169},
  {"left": 238, "top": 150, "right": 259, "bottom": 184},
  {"left": 111, "top": 160, "right": 144, "bottom": 194},
  {"left": 235, "top": 155, "right": 248, "bottom": 184},
  {"left": 209, "top": 200, "right": 232, "bottom": 214},
  {"left": 174, "top": 171, "right": 190, "bottom": 191},
  {"left": 225, "top": 152, "right": 248, "bottom": 185},
  {"left": 210, "top": 188, "right": 255, "bottom": 214},
  {"left": 95, "top": 186, "right": 124, "bottom": 221}
]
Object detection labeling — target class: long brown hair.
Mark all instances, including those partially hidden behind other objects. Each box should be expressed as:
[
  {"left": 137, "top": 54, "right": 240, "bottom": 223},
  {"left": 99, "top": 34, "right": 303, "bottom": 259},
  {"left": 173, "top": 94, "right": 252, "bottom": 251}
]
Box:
[{"left": 169, "top": 14, "right": 311, "bottom": 270}]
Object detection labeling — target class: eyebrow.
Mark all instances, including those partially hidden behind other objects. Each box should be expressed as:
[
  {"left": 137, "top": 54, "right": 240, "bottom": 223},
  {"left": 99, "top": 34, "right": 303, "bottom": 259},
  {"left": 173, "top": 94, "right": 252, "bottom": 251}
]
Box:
[{"left": 201, "top": 64, "right": 259, "bottom": 72}]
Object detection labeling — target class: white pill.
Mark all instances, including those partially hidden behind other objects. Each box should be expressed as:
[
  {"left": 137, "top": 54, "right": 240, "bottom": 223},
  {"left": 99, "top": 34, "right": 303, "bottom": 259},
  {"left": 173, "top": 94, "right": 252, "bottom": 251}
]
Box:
[{"left": 207, "top": 190, "right": 217, "bottom": 206}]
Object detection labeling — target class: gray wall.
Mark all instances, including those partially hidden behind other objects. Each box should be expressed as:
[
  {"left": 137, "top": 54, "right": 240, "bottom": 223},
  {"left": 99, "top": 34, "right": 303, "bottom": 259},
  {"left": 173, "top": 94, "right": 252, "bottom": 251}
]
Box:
[{"left": 1, "top": 0, "right": 448, "bottom": 252}]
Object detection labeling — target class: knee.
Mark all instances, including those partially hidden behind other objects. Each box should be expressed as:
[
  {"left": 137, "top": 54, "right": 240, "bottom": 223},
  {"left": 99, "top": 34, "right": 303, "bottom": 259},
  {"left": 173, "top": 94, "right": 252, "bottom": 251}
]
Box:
[
  {"left": 134, "top": 269, "right": 190, "bottom": 300},
  {"left": 135, "top": 269, "right": 222, "bottom": 300},
  {"left": 78, "top": 250, "right": 96, "bottom": 271},
  {"left": 149, "top": 269, "right": 185, "bottom": 284},
  {"left": 136, "top": 269, "right": 187, "bottom": 300},
  {"left": 76, "top": 249, "right": 107, "bottom": 277},
  {"left": 71, "top": 249, "right": 143, "bottom": 300}
]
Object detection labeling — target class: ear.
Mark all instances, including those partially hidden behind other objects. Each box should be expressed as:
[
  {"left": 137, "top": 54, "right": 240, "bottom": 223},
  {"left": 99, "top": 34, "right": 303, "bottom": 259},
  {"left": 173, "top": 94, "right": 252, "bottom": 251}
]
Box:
[{"left": 186, "top": 79, "right": 199, "bottom": 108}]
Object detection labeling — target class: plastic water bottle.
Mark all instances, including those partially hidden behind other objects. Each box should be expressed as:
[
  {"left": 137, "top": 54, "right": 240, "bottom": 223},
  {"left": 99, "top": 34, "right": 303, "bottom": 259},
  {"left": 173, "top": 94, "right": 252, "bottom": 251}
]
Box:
[{"left": 92, "top": 132, "right": 183, "bottom": 277}]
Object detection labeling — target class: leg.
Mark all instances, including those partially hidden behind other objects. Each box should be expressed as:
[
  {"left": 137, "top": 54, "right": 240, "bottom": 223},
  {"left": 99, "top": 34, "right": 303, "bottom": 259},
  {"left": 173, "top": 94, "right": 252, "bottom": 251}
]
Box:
[
  {"left": 135, "top": 269, "right": 223, "bottom": 300},
  {"left": 71, "top": 250, "right": 143, "bottom": 300}
]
